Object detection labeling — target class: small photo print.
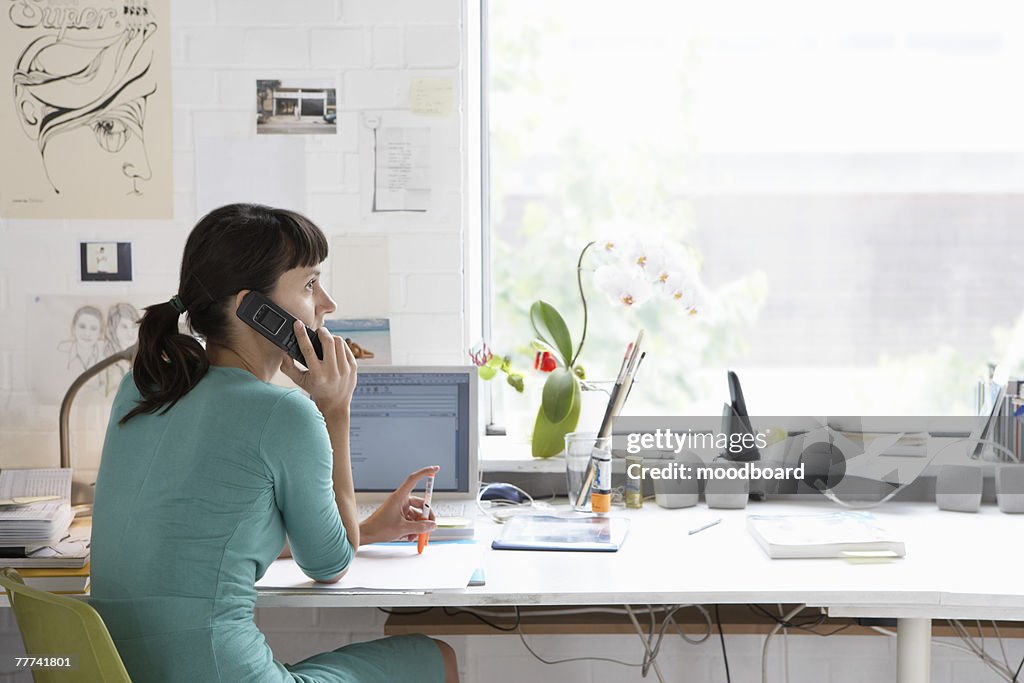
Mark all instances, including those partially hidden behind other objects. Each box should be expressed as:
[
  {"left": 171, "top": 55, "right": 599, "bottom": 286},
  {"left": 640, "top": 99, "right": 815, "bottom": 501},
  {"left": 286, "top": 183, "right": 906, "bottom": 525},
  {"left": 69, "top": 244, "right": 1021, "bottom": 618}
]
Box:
[
  {"left": 256, "top": 79, "right": 337, "bottom": 135},
  {"left": 324, "top": 318, "right": 391, "bottom": 365},
  {"left": 80, "top": 242, "right": 133, "bottom": 281}
]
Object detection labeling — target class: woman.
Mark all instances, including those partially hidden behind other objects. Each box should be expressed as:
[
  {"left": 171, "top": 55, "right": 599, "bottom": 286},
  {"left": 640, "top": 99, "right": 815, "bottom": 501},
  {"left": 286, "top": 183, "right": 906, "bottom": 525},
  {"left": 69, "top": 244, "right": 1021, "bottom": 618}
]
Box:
[{"left": 91, "top": 204, "right": 457, "bottom": 683}]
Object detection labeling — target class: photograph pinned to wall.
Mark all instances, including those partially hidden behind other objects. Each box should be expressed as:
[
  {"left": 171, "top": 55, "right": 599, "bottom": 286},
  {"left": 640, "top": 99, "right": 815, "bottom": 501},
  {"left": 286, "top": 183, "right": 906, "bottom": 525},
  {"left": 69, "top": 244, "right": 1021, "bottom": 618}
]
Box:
[
  {"left": 0, "top": 0, "right": 173, "bottom": 219},
  {"left": 256, "top": 79, "right": 337, "bottom": 135},
  {"left": 29, "top": 295, "right": 152, "bottom": 404},
  {"left": 324, "top": 319, "right": 391, "bottom": 365},
  {"left": 80, "top": 242, "right": 133, "bottom": 281}
]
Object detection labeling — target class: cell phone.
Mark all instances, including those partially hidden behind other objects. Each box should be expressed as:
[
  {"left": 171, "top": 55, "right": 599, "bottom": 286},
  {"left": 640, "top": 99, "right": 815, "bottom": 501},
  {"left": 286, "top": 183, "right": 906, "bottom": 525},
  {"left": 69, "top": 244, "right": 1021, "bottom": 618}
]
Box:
[{"left": 236, "top": 291, "right": 323, "bottom": 367}]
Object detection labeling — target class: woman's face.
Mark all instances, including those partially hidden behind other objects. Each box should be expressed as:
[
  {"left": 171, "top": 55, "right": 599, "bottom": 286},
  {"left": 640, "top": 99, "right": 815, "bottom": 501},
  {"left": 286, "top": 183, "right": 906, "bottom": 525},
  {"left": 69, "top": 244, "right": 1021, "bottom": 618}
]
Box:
[
  {"left": 269, "top": 263, "right": 336, "bottom": 330},
  {"left": 73, "top": 312, "right": 102, "bottom": 346}
]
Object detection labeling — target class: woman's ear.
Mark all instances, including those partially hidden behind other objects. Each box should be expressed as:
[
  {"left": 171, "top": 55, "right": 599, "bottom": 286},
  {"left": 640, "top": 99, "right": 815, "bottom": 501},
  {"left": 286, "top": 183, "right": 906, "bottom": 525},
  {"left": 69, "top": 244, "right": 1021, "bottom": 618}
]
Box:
[{"left": 233, "top": 289, "right": 251, "bottom": 312}]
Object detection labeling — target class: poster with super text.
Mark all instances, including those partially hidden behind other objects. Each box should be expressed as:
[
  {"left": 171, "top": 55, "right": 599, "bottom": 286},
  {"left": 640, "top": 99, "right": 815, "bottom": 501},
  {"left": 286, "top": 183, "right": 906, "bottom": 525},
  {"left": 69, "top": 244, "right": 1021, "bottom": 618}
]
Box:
[{"left": 0, "top": 0, "right": 172, "bottom": 218}]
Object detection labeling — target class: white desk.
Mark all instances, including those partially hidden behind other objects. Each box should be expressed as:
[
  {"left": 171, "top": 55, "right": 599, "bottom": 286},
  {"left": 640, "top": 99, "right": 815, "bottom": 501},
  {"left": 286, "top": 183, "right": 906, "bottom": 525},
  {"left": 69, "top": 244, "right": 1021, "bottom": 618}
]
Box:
[{"left": 256, "top": 500, "right": 1024, "bottom": 683}]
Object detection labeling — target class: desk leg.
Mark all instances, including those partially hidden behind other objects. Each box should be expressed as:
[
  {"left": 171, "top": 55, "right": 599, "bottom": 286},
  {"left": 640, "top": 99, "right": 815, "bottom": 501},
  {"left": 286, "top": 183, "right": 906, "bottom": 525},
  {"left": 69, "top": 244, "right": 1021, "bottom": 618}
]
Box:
[{"left": 896, "top": 618, "right": 931, "bottom": 683}]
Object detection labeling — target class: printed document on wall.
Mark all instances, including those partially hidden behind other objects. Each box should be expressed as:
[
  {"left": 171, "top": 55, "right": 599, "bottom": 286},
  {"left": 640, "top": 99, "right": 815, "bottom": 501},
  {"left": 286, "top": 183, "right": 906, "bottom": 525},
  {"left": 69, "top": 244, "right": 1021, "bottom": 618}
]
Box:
[
  {"left": 374, "top": 127, "right": 430, "bottom": 212},
  {"left": 0, "top": 0, "right": 173, "bottom": 218}
]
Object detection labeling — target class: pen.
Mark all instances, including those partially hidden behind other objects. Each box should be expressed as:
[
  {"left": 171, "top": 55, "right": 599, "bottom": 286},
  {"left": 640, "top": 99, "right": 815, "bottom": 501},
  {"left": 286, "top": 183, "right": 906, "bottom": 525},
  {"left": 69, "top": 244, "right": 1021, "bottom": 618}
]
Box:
[
  {"left": 688, "top": 518, "right": 722, "bottom": 535},
  {"left": 418, "top": 472, "right": 435, "bottom": 554}
]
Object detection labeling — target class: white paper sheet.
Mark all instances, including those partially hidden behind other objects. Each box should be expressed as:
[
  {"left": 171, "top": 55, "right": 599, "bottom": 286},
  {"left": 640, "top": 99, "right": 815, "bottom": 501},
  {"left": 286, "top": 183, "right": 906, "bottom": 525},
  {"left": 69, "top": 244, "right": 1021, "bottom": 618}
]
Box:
[
  {"left": 409, "top": 78, "right": 455, "bottom": 116},
  {"left": 256, "top": 542, "right": 481, "bottom": 592},
  {"left": 373, "top": 127, "right": 430, "bottom": 212}
]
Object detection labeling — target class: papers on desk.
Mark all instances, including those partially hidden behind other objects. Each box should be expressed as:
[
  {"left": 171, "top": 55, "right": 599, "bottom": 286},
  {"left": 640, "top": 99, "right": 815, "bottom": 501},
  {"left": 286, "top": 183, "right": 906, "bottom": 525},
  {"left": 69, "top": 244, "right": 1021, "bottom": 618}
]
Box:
[
  {"left": 747, "top": 511, "right": 906, "bottom": 559},
  {"left": 256, "top": 541, "right": 482, "bottom": 592},
  {"left": 0, "top": 469, "right": 74, "bottom": 546}
]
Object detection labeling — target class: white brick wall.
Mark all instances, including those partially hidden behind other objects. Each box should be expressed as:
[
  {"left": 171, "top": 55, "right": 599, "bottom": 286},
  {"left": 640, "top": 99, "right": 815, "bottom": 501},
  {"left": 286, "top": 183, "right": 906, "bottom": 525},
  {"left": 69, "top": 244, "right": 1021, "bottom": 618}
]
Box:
[{"left": 1, "top": 1, "right": 1021, "bottom": 681}]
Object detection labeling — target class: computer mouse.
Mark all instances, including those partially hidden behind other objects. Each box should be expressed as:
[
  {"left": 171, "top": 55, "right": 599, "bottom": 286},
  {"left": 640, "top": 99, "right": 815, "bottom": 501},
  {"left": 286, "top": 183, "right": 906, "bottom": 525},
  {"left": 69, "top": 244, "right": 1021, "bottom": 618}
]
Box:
[{"left": 480, "top": 483, "right": 527, "bottom": 504}]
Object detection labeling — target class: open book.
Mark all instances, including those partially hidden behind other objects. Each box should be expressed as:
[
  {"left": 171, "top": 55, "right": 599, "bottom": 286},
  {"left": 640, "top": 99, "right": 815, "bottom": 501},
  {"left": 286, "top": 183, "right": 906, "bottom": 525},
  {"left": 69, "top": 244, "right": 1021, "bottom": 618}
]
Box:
[{"left": 747, "top": 511, "right": 905, "bottom": 559}]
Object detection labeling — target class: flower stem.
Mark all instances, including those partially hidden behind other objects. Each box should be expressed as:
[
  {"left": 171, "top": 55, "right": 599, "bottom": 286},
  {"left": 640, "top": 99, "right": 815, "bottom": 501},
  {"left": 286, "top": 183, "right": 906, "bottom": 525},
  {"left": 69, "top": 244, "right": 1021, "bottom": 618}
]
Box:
[{"left": 570, "top": 241, "right": 596, "bottom": 368}]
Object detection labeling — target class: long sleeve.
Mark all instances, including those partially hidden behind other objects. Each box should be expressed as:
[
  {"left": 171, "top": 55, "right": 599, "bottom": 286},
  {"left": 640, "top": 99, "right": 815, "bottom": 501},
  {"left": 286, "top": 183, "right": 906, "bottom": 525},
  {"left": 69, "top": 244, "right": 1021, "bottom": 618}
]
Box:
[{"left": 260, "top": 390, "right": 354, "bottom": 581}]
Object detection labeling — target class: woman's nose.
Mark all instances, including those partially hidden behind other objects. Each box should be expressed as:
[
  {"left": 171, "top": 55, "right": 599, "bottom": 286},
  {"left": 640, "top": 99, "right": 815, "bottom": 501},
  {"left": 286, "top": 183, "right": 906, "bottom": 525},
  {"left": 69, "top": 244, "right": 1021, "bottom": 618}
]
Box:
[{"left": 318, "top": 289, "right": 337, "bottom": 317}]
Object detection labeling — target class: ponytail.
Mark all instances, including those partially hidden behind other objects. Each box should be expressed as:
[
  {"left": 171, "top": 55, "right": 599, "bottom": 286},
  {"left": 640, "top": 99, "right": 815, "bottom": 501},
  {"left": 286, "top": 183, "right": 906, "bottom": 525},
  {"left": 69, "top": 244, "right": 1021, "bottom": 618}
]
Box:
[{"left": 119, "top": 299, "right": 210, "bottom": 424}]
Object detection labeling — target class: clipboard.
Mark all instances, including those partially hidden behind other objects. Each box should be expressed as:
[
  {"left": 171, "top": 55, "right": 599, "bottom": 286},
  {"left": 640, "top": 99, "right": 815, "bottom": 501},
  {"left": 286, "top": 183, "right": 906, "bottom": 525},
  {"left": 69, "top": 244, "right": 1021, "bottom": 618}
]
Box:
[{"left": 490, "top": 515, "right": 630, "bottom": 552}]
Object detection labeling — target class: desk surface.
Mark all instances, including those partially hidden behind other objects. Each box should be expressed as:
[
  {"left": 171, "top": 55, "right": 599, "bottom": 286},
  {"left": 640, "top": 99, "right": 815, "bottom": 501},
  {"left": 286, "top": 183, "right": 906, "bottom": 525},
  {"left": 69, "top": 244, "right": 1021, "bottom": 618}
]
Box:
[{"left": 255, "top": 500, "right": 1024, "bottom": 620}]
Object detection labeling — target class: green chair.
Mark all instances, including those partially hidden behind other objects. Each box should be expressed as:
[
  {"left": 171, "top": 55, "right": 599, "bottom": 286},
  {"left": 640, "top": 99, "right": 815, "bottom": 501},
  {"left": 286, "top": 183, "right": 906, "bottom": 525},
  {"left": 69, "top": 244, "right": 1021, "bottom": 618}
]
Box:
[{"left": 0, "top": 567, "right": 131, "bottom": 683}]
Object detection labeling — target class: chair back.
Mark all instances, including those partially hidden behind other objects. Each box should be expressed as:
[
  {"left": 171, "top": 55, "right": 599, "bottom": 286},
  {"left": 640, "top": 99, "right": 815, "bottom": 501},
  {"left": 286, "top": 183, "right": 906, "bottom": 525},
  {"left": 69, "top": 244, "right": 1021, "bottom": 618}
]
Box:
[{"left": 0, "top": 568, "right": 130, "bottom": 683}]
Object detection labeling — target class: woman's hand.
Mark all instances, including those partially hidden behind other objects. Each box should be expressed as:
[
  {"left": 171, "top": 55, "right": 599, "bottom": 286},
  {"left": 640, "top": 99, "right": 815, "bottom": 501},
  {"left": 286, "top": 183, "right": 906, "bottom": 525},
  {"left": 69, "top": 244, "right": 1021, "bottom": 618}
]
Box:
[
  {"left": 278, "top": 321, "right": 357, "bottom": 417},
  {"left": 360, "top": 466, "right": 440, "bottom": 545}
]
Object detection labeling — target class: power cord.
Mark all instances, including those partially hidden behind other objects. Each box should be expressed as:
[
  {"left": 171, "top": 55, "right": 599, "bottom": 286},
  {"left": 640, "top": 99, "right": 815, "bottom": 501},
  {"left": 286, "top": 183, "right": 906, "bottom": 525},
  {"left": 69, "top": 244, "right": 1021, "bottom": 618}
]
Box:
[{"left": 715, "top": 605, "right": 732, "bottom": 683}]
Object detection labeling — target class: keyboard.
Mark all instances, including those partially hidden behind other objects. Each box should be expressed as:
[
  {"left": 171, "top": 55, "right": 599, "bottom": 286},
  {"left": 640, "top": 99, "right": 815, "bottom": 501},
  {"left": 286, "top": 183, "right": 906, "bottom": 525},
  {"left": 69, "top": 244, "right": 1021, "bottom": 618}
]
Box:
[{"left": 357, "top": 501, "right": 469, "bottom": 520}]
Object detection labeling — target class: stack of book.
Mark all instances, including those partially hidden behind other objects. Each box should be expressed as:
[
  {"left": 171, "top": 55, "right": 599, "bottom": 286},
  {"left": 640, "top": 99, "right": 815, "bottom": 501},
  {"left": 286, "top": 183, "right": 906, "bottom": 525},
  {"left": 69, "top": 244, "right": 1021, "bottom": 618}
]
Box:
[{"left": 0, "top": 469, "right": 90, "bottom": 593}]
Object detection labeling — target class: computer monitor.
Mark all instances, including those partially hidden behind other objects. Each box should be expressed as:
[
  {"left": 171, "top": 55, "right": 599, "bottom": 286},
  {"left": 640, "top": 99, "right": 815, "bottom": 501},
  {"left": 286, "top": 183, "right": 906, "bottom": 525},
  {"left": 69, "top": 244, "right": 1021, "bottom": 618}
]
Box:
[{"left": 349, "top": 366, "right": 479, "bottom": 501}]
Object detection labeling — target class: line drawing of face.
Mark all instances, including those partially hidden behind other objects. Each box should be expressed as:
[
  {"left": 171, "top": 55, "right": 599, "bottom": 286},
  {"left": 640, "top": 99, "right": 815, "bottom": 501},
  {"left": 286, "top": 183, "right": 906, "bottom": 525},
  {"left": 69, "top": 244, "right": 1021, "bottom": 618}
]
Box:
[
  {"left": 12, "top": 0, "right": 158, "bottom": 197},
  {"left": 107, "top": 302, "right": 140, "bottom": 351},
  {"left": 72, "top": 307, "right": 103, "bottom": 348}
]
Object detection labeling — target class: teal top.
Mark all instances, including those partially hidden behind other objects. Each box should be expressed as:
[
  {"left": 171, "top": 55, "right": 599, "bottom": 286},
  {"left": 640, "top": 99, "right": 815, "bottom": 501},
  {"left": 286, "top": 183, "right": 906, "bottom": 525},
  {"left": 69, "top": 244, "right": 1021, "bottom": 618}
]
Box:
[{"left": 91, "top": 367, "right": 354, "bottom": 682}]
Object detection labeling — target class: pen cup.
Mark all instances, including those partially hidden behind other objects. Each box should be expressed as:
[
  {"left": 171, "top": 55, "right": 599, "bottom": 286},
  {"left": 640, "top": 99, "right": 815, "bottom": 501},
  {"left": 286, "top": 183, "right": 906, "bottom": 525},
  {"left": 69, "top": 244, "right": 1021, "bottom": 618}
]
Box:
[{"left": 565, "top": 432, "right": 611, "bottom": 512}]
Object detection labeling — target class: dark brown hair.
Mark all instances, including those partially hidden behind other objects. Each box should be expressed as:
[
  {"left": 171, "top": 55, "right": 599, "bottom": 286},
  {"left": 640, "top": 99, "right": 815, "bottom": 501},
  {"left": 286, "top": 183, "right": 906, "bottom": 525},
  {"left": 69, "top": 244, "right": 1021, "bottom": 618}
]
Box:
[{"left": 121, "top": 204, "right": 329, "bottom": 423}]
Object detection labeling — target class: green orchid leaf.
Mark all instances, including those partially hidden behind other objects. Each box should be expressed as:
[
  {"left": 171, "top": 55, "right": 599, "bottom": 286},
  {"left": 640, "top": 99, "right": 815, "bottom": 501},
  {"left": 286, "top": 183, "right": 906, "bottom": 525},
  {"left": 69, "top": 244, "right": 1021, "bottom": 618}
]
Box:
[
  {"left": 531, "top": 379, "right": 581, "bottom": 458},
  {"left": 478, "top": 365, "right": 497, "bottom": 380},
  {"left": 506, "top": 373, "right": 524, "bottom": 393},
  {"left": 541, "top": 368, "right": 576, "bottom": 423},
  {"left": 529, "top": 300, "right": 574, "bottom": 367}
]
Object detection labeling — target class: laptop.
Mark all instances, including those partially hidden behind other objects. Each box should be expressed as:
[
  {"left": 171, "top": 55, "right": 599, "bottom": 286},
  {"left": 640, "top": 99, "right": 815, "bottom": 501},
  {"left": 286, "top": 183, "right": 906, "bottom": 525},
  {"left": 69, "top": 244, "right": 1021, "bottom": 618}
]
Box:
[{"left": 350, "top": 366, "right": 480, "bottom": 534}]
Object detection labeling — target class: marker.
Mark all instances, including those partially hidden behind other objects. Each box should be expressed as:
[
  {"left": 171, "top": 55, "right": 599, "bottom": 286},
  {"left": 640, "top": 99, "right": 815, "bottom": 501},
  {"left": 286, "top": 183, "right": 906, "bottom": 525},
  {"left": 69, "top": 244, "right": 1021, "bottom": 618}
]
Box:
[
  {"left": 688, "top": 518, "right": 722, "bottom": 535},
  {"left": 417, "top": 472, "right": 436, "bottom": 554}
]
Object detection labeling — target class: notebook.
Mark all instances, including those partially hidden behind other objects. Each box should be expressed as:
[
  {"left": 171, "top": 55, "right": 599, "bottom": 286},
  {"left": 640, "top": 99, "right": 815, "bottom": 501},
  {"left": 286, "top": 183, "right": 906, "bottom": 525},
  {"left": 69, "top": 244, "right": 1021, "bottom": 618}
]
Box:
[
  {"left": 746, "top": 511, "right": 906, "bottom": 559},
  {"left": 349, "top": 367, "right": 480, "bottom": 539},
  {"left": 491, "top": 515, "right": 630, "bottom": 552}
]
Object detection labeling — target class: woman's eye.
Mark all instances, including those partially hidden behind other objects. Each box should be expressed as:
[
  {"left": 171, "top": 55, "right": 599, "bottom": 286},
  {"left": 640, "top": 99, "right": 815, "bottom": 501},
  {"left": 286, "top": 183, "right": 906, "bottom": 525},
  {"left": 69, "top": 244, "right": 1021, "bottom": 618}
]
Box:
[
  {"left": 306, "top": 279, "right": 316, "bottom": 290},
  {"left": 93, "top": 119, "right": 130, "bottom": 152}
]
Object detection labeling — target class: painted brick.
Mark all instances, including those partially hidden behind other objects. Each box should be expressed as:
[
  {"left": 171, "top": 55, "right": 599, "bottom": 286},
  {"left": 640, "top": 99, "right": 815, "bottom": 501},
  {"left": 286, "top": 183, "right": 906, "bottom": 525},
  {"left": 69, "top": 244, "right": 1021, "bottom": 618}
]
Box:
[
  {"left": 0, "top": 272, "right": 8, "bottom": 310},
  {"left": 218, "top": 0, "right": 335, "bottom": 26},
  {"left": 405, "top": 26, "right": 461, "bottom": 68},
  {"left": 341, "top": 0, "right": 460, "bottom": 24},
  {"left": 184, "top": 28, "right": 245, "bottom": 64},
  {"left": 311, "top": 29, "right": 368, "bottom": 67},
  {"left": 344, "top": 70, "right": 408, "bottom": 109},
  {"left": 307, "top": 152, "right": 344, "bottom": 190},
  {"left": 170, "top": 0, "right": 214, "bottom": 24},
  {"left": 192, "top": 109, "right": 253, "bottom": 139},
  {"left": 404, "top": 273, "right": 462, "bottom": 313},
  {"left": 243, "top": 29, "right": 310, "bottom": 68},
  {"left": 390, "top": 233, "right": 461, "bottom": 273},
  {"left": 172, "top": 69, "right": 219, "bottom": 108},
  {"left": 373, "top": 27, "right": 404, "bottom": 67},
  {"left": 391, "top": 314, "right": 461, "bottom": 352},
  {"left": 342, "top": 153, "right": 360, "bottom": 191},
  {"left": 338, "top": 114, "right": 360, "bottom": 152},
  {"left": 307, "top": 193, "right": 361, "bottom": 227}
]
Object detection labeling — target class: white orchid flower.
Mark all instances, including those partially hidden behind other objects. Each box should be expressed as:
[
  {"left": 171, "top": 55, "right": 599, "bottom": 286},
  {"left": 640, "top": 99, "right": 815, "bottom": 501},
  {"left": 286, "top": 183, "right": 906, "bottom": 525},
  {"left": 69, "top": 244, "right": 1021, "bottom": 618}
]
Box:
[
  {"left": 594, "top": 264, "right": 653, "bottom": 307},
  {"left": 663, "top": 272, "right": 702, "bottom": 314}
]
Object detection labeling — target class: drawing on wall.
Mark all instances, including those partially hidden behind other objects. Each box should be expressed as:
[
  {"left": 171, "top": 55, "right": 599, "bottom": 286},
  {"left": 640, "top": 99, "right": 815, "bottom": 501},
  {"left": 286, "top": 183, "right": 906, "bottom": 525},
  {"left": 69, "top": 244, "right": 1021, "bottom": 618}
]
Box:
[
  {"left": 0, "top": 0, "right": 172, "bottom": 218},
  {"left": 31, "top": 295, "right": 149, "bottom": 403},
  {"left": 256, "top": 79, "right": 337, "bottom": 135}
]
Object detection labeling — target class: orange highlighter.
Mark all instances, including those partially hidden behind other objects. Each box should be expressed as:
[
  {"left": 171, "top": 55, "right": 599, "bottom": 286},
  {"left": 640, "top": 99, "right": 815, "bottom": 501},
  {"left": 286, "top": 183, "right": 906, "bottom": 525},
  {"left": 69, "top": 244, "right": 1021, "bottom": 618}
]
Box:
[{"left": 417, "top": 472, "right": 436, "bottom": 554}]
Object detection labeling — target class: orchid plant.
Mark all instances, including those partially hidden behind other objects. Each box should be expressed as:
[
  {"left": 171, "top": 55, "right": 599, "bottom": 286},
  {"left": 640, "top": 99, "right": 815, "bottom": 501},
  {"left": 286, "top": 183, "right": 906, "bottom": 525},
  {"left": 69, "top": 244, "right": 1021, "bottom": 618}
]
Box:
[{"left": 529, "top": 238, "right": 704, "bottom": 457}]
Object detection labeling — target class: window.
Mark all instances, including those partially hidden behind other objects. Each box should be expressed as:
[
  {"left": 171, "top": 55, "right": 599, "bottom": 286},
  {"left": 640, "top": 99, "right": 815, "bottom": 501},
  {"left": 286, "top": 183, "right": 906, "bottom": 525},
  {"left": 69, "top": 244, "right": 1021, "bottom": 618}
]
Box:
[{"left": 485, "top": 0, "right": 1024, "bottom": 420}]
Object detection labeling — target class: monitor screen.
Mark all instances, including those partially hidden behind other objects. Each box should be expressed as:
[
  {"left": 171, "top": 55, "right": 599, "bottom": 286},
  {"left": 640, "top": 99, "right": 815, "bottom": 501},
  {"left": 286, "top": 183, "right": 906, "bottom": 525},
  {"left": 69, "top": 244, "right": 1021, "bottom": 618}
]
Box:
[{"left": 349, "top": 370, "right": 472, "bottom": 493}]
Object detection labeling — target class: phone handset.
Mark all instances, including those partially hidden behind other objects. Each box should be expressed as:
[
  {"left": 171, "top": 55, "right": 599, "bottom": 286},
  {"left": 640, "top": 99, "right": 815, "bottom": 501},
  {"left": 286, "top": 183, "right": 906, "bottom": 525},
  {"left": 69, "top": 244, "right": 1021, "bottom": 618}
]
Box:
[{"left": 235, "top": 291, "right": 324, "bottom": 367}]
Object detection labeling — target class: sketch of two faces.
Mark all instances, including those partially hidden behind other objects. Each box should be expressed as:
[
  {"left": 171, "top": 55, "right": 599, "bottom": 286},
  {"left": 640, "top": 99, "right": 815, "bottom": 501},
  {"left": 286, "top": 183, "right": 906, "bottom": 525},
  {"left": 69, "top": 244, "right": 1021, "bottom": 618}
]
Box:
[
  {"left": 59, "top": 303, "right": 140, "bottom": 390},
  {"left": 11, "top": 0, "right": 158, "bottom": 197}
]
